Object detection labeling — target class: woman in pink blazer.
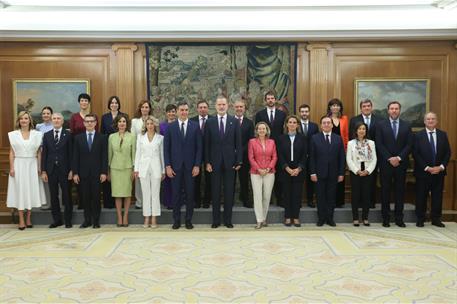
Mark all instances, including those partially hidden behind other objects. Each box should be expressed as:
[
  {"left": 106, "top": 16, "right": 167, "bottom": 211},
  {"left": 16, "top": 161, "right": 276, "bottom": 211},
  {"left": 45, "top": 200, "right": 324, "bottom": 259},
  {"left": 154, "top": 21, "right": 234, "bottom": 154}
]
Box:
[{"left": 248, "top": 122, "right": 278, "bottom": 229}]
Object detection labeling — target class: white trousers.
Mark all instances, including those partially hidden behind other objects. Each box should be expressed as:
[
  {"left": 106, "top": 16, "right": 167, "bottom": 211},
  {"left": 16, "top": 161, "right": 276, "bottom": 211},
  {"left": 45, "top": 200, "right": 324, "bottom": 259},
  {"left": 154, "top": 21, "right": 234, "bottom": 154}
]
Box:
[
  {"left": 250, "top": 173, "right": 275, "bottom": 223},
  {"left": 140, "top": 172, "right": 161, "bottom": 217},
  {"left": 134, "top": 178, "right": 143, "bottom": 207}
]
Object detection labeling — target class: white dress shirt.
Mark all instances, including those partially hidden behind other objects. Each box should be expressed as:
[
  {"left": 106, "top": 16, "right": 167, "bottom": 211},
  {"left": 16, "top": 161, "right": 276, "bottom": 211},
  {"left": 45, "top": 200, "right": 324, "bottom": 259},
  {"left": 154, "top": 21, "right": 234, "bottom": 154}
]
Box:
[{"left": 178, "top": 118, "right": 188, "bottom": 136}]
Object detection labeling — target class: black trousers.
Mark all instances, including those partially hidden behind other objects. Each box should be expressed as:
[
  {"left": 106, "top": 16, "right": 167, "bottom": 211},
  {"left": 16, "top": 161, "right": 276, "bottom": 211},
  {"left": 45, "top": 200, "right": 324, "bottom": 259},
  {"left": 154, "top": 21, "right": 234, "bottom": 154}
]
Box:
[
  {"left": 102, "top": 181, "right": 115, "bottom": 208},
  {"left": 273, "top": 169, "right": 283, "bottom": 206},
  {"left": 237, "top": 158, "right": 251, "bottom": 205},
  {"left": 211, "top": 166, "right": 236, "bottom": 225},
  {"left": 316, "top": 177, "right": 337, "bottom": 222},
  {"left": 415, "top": 175, "right": 445, "bottom": 222},
  {"left": 370, "top": 167, "right": 378, "bottom": 207},
  {"left": 171, "top": 169, "right": 195, "bottom": 223},
  {"left": 336, "top": 179, "right": 345, "bottom": 206},
  {"left": 350, "top": 172, "right": 373, "bottom": 220},
  {"left": 48, "top": 167, "right": 72, "bottom": 224},
  {"left": 380, "top": 165, "right": 407, "bottom": 222},
  {"left": 281, "top": 174, "right": 303, "bottom": 219},
  {"left": 80, "top": 177, "right": 102, "bottom": 225},
  {"left": 195, "top": 164, "right": 211, "bottom": 207}
]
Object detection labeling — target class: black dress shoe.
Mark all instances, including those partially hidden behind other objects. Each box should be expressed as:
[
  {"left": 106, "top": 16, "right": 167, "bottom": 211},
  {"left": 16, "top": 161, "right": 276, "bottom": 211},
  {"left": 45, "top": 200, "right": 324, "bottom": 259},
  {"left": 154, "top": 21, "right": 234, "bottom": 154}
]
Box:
[
  {"left": 93, "top": 224, "right": 100, "bottom": 229},
  {"left": 284, "top": 222, "right": 292, "bottom": 227},
  {"left": 135, "top": 206, "right": 141, "bottom": 209},
  {"left": 26, "top": 225, "right": 33, "bottom": 228},
  {"left": 293, "top": 223, "right": 301, "bottom": 227},
  {"left": 225, "top": 223, "right": 234, "bottom": 228},
  {"left": 416, "top": 221, "right": 424, "bottom": 227},
  {"left": 80, "top": 222, "right": 91, "bottom": 228},
  {"left": 211, "top": 224, "right": 220, "bottom": 229},
  {"left": 185, "top": 222, "right": 194, "bottom": 229},
  {"left": 432, "top": 221, "right": 445, "bottom": 228},
  {"left": 203, "top": 203, "right": 210, "bottom": 209},
  {"left": 327, "top": 219, "right": 336, "bottom": 227},
  {"left": 316, "top": 220, "right": 325, "bottom": 227},
  {"left": 65, "top": 224, "right": 73, "bottom": 228},
  {"left": 382, "top": 220, "right": 390, "bottom": 228},
  {"left": 49, "top": 222, "right": 63, "bottom": 228},
  {"left": 395, "top": 221, "right": 406, "bottom": 228},
  {"left": 335, "top": 203, "right": 345, "bottom": 208},
  {"left": 307, "top": 202, "right": 316, "bottom": 208},
  {"left": 172, "top": 223, "right": 181, "bottom": 230}
]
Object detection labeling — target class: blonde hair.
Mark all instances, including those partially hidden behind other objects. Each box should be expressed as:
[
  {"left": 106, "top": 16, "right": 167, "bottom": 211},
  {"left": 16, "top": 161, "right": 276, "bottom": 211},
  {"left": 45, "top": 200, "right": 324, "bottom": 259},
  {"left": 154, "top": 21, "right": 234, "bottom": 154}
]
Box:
[
  {"left": 141, "top": 115, "right": 159, "bottom": 134},
  {"left": 15, "top": 111, "right": 34, "bottom": 130},
  {"left": 254, "top": 122, "right": 271, "bottom": 138}
]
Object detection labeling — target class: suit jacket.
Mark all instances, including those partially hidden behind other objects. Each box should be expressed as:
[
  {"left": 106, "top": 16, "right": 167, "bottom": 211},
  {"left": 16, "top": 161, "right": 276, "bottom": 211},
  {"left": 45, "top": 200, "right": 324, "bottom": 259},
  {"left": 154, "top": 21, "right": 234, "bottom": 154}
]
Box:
[
  {"left": 134, "top": 133, "right": 165, "bottom": 179},
  {"left": 238, "top": 116, "right": 254, "bottom": 158},
  {"left": 190, "top": 115, "right": 213, "bottom": 134},
  {"left": 300, "top": 120, "right": 319, "bottom": 148},
  {"left": 349, "top": 113, "right": 381, "bottom": 141},
  {"left": 277, "top": 133, "right": 308, "bottom": 181},
  {"left": 41, "top": 129, "right": 73, "bottom": 176},
  {"left": 255, "top": 108, "right": 286, "bottom": 141},
  {"left": 101, "top": 112, "right": 127, "bottom": 135},
  {"left": 375, "top": 118, "right": 413, "bottom": 169},
  {"left": 336, "top": 115, "right": 350, "bottom": 151},
  {"left": 108, "top": 132, "right": 136, "bottom": 170},
  {"left": 309, "top": 132, "right": 345, "bottom": 179},
  {"left": 413, "top": 129, "right": 451, "bottom": 178},
  {"left": 72, "top": 131, "right": 108, "bottom": 178},
  {"left": 205, "top": 115, "right": 242, "bottom": 169},
  {"left": 164, "top": 119, "right": 203, "bottom": 171}
]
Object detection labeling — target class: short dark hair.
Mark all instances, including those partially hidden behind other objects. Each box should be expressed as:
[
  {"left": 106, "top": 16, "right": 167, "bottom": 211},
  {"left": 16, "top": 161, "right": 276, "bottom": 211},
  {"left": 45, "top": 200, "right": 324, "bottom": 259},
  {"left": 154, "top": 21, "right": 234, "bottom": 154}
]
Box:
[
  {"left": 352, "top": 121, "right": 369, "bottom": 140},
  {"left": 113, "top": 113, "right": 131, "bottom": 132},
  {"left": 107, "top": 96, "right": 121, "bottom": 111},
  {"left": 320, "top": 115, "right": 331, "bottom": 123},
  {"left": 84, "top": 114, "right": 96, "bottom": 121},
  {"left": 359, "top": 99, "right": 372, "bottom": 108},
  {"left": 176, "top": 101, "right": 188, "bottom": 109},
  {"left": 41, "top": 106, "right": 53, "bottom": 114},
  {"left": 78, "top": 93, "right": 91, "bottom": 103},
  {"left": 387, "top": 101, "right": 401, "bottom": 110},
  {"left": 327, "top": 98, "right": 344, "bottom": 116},
  {"left": 264, "top": 89, "right": 276, "bottom": 100},
  {"left": 196, "top": 100, "right": 209, "bottom": 107},
  {"left": 165, "top": 104, "right": 177, "bottom": 112},
  {"left": 298, "top": 104, "right": 310, "bottom": 111}
]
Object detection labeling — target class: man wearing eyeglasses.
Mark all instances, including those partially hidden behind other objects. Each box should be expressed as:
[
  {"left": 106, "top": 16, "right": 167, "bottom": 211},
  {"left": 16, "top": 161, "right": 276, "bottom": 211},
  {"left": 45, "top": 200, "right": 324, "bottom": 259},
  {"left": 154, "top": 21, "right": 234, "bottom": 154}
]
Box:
[{"left": 72, "top": 114, "right": 108, "bottom": 229}]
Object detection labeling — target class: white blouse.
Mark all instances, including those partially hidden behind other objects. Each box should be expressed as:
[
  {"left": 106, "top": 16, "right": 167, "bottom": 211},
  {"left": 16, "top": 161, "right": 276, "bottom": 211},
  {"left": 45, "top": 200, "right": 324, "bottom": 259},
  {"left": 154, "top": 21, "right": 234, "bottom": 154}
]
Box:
[{"left": 346, "top": 139, "right": 377, "bottom": 175}]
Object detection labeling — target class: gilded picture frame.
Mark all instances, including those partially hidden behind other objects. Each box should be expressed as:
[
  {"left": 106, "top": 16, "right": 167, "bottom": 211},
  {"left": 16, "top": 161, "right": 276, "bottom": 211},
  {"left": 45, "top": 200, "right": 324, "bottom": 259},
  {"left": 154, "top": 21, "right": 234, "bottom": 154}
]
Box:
[
  {"left": 354, "top": 78, "right": 430, "bottom": 130},
  {"left": 13, "top": 79, "right": 90, "bottom": 129}
]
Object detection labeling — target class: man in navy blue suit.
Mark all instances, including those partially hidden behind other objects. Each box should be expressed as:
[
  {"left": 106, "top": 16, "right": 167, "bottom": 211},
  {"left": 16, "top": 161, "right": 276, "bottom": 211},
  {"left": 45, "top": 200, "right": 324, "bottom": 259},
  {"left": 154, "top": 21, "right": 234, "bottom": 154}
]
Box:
[
  {"left": 164, "top": 101, "right": 203, "bottom": 230},
  {"left": 413, "top": 112, "right": 451, "bottom": 228},
  {"left": 298, "top": 104, "right": 319, "bottom": 208},
  {"left": 41, "top": 113, "right": 73, "bottom": 228},
  {"left": 376, "top": 101, "right": 413, "bottom": 228},
  {"left": 309, "top": 116, "right": 345, "bottom": 227},
  {"left": 205, "top": 95, "right": 242, "bottom": 228}
]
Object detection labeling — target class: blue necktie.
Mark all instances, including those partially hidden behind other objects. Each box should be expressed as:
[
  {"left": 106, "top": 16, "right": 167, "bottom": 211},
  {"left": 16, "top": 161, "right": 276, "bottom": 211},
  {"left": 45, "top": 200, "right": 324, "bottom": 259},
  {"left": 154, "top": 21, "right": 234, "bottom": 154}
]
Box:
[
  {"left": 429, "top": 131, "right": 436, "bottom": 164},
  {"left": 219, "top": 117, "right": 225, "bottom": 138},
  {"left": 180, "top": 122, "right": 185, "bottom": 139},
  {"left": 392, "top": 120, "right": 398, "bottom": 139},
  {"left": 88, "top": 132, "right": 93, "bottom": 151}
]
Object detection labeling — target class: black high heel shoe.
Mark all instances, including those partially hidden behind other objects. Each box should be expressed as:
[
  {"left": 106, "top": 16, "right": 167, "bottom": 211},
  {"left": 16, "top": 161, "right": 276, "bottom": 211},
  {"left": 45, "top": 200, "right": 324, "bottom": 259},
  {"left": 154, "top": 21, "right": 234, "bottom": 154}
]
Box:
[
  {"left": 18, "top": 226, "right": 26, "bottom": 230},
  {"left": 26, "top": 224, "right": 33, "bottom": 228}
]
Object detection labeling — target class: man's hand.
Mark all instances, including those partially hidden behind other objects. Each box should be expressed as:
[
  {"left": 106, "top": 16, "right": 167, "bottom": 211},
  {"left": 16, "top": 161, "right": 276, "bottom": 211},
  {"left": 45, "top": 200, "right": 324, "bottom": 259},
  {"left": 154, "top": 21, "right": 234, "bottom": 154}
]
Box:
[
  {"left": 206, "top": 164, "right": 213, "bottom": 172},
  {"left": 166, "top": 166, "right": 176, "bottom": 178},
  {"left": 388, "top": 157, "right": 400, "bottom": 167},
  {"left": 192, "top": 166, "right": 200, "bottom": 177},
  {"left": 41, "top": 172, "right": 48, "bottom": 182},
  {"left": 68, "top": 171, "right": 73, "bottom": 181},
  {"left": 337, "top": 175, "right": 344, "bottom": 183},
  {"left": 100, "top": 174, "right": 107, "bottom": 183},
  {"left": 311, "top": 175, "right": 317, "bottom": 182},
  {"left": 233, "top": 165, "right": 241, "bottom": 171},
  {"left": 73, "top": 174, "right": 80, "bottom": 184}
]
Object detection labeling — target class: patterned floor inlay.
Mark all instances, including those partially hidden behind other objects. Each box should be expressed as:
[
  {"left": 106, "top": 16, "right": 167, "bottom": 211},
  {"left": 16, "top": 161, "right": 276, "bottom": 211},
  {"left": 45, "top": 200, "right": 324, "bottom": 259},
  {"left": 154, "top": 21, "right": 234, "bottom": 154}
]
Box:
[{"left": 0, "top": 223, "right": 456, "bottom": 303}]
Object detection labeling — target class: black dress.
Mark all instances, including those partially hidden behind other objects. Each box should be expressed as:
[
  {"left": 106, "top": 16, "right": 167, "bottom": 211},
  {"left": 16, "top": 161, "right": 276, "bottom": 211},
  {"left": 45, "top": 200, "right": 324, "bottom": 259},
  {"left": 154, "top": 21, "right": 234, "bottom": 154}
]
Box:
[{"left": 332, "top": 121, "right": 346, "bottom": 207}]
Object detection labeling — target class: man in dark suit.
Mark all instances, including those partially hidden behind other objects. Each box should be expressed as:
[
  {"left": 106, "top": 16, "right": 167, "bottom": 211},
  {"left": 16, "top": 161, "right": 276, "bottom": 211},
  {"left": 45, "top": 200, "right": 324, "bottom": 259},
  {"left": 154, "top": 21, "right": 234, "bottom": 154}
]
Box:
[
  {"left": 164, "top": 101, "right": 203, "bottom": 230},
  {"left": 375, "top": 101, "right": 413, "bottom": 228},
  {"left": 72, "top": 114, "right": 108, "bottom": 229},
  {"left": 413, "top": 112, "right": 451, "bottom": 228},
  {"left": 190, "top": 100, "right": 212, "bottom": 209},
  {"left": 254, "top": 90, "right": 287, "bottom": 205},
  {"left": 349, "top": 98, "right": 382, "bottom": 208},
  {"left": 298, "top": 104, "right": 319, "bottom": 208},
  {"left": 234, "top": 98, "right": 254, "bottom": 208},
  {"left": 205, "top": 95, "right": 242, "bottom": 228},
  {"left": 310, "top": 116, "right": 345, "bottom": 227},
  {"left": 41, "top": 113, "right": 73, "bottom": 228}
]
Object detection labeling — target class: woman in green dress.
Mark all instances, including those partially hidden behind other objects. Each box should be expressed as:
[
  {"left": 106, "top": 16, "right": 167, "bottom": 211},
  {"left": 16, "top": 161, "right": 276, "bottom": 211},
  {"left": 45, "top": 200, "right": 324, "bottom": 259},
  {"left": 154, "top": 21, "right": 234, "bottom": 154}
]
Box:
[{"left": 108, "top": 113, "right": 136, "bottom": 227}]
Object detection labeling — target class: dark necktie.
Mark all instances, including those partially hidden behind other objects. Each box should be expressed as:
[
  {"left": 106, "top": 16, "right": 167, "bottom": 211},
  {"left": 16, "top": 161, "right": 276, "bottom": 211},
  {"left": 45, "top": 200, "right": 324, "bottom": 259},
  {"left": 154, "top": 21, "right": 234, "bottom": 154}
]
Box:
[
  {"left": 429, "top": 131, "right": 436, "bottom": 164},
  {"left": 303, "top": 123, "right": 308, "bottom": 135},
  {"left": 88, "top": 132, "right": 93, "bottom": 151},
  {"left": 201, "top": 117, "right": 206, "bottom": 131},
  {"left": 54, "top": 130, "right": 59, "bottom": 144},
  {"left": 365, "top": 116, "right": 370, "bottom": 129},
  {"left": 238, "top": 117, "right": 242, "bottom": 126},
  {"left": 325, "top": 134, "right": 330, "bottom": 145},
  {"left": 269, "top": 110, "right": 274, "bottom": 124},
  {"left": 219, "top": 116, "right": 225, "bottom": 138},
  {"left": 180, "top": 122, "right": 185, "bottom": 139},
  {"left": 392, "top": 120, "right": 398, "bottom": 139}
]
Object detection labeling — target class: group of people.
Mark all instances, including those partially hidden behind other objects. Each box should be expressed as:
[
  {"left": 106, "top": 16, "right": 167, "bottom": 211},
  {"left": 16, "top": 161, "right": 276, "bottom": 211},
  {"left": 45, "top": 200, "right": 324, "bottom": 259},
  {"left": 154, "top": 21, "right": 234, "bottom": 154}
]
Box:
[{"left": 6, "top": 91, "right": 451, "bottom": 230}]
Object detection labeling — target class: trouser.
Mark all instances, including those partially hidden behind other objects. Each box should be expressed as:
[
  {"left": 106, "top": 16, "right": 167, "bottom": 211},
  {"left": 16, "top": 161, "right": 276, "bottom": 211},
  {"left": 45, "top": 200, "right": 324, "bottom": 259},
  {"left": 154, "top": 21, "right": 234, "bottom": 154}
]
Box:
[
  {"left": 251, "top": 173, "right": 274, "bottom": 223},
  {"left": 49, "top": 168, "right": 72, "bottom": 224},
  {"left": 237, "top": 158, "right": 251, "bottom": 205},
  {"left": 282, "top": 174, "right": 304, "bottom": 219},
  {"left": 350, "top": 172, "right": 373, "bottom": 220},
  {"left": 211, "top": 166, "right": 236, "bottom": 225},
  {"left": 102, "top": 181, "right": 115, "bottom": 208},
  {"left": 380, "top": 165, "right": 406, "bottom": 222},
  {"left": 171, "top": 169, "right": 195, "bottom": 223},
  {"left": 316, "top": 177, "right": 337, "bottom": 222},
  {"left": 134, "top": 178, "right": 143, "bottom": 208},
  {"left": 195, "top": 165, "right": 211, "bottom": 206},
  {"left": 415, "top": 175, "right": 444, "bottom": 222},
  {"left": 80, "top": 177, "right": 102, "bottom": 225},
  {"left": 140, "top": 171, "right": 161, "bottom": 217}
]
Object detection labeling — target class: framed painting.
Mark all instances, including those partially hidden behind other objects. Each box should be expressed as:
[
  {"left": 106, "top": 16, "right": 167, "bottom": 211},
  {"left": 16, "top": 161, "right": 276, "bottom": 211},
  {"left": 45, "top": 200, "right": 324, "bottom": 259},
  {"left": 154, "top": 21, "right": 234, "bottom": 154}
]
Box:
[
  {"left": 146, "top": 43, "right": 297, "bottom": 120},
  {"left": 13, "top": 79, "right": 90, "bottom": 129},
  {"left": 354, "top": 78, "right": 430, "bottom": 129}
]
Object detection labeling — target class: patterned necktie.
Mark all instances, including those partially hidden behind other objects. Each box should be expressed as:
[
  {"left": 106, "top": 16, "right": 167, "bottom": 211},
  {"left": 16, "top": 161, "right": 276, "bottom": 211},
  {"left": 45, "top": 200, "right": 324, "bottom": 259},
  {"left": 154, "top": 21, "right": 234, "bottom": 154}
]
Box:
[
  {"left": 219, "top": 116, "right": 225, "bottom": 138},
  {"left": 180, "top": 122, "right": 185, "bottom": 139},
  {"left": 429, "top": 131, "right": 436, "bottom": 164},
  {"left": 88, "top": 132, "right": 93, "bottom": 151},
  {"left": 392, "top": 120, "right": 398, "bottom": 139},
  {"left": 54, "top": 130, "right": 59, "bottom": 144}
]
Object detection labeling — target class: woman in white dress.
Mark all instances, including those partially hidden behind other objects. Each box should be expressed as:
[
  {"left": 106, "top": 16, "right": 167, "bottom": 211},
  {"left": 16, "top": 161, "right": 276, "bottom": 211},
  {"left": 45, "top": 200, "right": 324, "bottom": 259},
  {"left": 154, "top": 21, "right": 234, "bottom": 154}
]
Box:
[
  {"left": 36, "top": 106, "right": 54, "bottom": 210},
  {"left": 7, "top": 111, "right": 46, "bottom": 230},
  {"left": 130, "top": 100, "right": 153, "bottom": 209},
  {"left": 134, "top": 116, "right": 165, "bottom": 228}
]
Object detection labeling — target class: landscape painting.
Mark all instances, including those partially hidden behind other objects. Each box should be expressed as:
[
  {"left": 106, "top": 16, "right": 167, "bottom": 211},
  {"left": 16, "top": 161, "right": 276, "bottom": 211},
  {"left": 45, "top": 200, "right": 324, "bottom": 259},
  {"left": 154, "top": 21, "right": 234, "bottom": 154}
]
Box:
[
  {"left": 147, "top": 43, "right": 296, "bottom": 120},
  {"left": 354, "top": 79, "right": 430, "bottom": 129},
  {"left": 13, "top": 79, "right": 90, "bottom": 129}
]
